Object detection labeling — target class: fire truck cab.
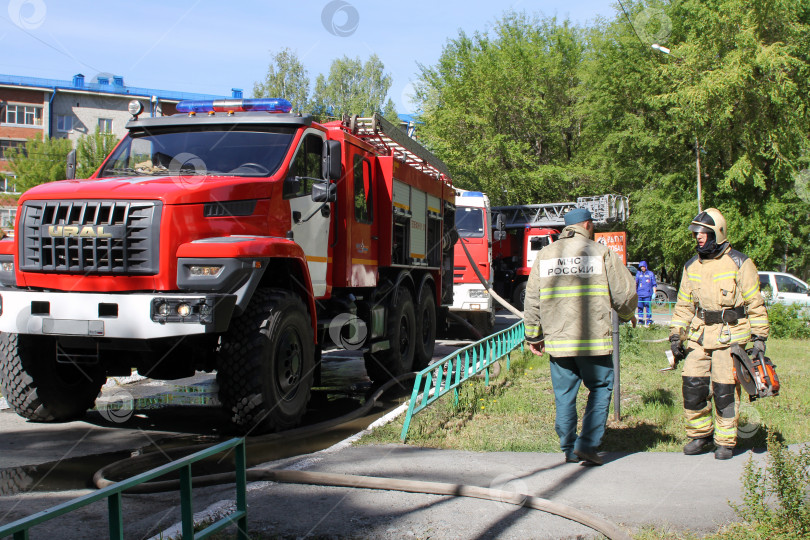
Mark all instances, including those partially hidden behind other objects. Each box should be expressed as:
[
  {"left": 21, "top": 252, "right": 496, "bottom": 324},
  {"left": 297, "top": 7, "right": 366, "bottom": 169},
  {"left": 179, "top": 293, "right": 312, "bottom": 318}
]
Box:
[{"left": 451, "top": 190, "right": 496, "bottom": 333}]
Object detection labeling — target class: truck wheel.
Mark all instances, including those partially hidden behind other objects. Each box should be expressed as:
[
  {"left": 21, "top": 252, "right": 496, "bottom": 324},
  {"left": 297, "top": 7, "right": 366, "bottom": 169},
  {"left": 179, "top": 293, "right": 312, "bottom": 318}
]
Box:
[
  {"left": 513, "top": 281, "right": 528, "bottom": 312},
  {"left": 413, "top": 286, "right": 436, "bottom": 370},
  {"left": 217, "top": 288, "right": 314, "bottom": 433},
  {"left": 653, "top": 290, "right": 668, "bottom": 307},
  {"left": 365, "top": 288, "right": 416, "bottom": 382},
  {"left": 0, "top": 333, "right": 105, "bottom": 422}
]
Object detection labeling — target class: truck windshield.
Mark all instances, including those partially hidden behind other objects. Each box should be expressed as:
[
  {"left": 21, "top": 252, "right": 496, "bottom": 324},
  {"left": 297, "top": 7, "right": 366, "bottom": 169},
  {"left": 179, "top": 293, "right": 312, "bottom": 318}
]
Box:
[
  {"left": 98, "top": 126, "right": 296, "bottom": 178},
  {"left": 456, "top": 207, "right": 485, "bottom": 238}
]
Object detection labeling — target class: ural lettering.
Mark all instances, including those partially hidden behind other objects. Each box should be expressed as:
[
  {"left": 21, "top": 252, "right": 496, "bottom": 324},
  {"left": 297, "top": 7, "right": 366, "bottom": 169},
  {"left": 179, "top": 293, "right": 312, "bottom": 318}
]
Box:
[{"left": 48, "top": 225, "right": 113, "bottom": 238}]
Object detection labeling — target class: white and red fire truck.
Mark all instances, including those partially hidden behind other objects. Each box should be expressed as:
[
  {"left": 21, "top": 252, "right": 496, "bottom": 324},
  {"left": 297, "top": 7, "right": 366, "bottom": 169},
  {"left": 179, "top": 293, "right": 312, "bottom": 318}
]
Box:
[
  {"left": 450, "top": 190, "right": 497, "bottom": 333},
  {"left": 0, "top": 99, "right": 455, "bottom": 433},
  {"left": 492, "top": 195, "right": 629, "bottom": 311}
]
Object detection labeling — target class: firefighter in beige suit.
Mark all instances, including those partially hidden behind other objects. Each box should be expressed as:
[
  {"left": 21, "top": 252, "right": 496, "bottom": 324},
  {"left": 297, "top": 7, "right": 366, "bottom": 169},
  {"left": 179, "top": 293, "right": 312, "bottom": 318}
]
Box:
[
  {"left": 524, "top": 208, "right": 637, "bottom": 465},
  {"left": 669, "top": 209, "right": 769, "bottom": 460}
]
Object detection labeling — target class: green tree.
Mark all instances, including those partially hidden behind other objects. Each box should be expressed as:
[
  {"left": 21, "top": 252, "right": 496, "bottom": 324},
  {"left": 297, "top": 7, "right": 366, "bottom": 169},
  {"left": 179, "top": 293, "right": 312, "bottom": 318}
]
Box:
[
  {"left": 7, "top": 136, "right": 72, "bottom": 193},
  {"left": 76, "top": 130, "right": 118, "bottom": 178},
  {"left": 583, "top": 0, "right": 810, "bottom": 277},
  {"left": 413, "top": 13, "right": 591, "bottom": 205},
  {"left": 253, "top": 47, "right": 310, "bottom": 113},
  {"left": 310, "top": 54, "right": 397, "bottom": 121}
]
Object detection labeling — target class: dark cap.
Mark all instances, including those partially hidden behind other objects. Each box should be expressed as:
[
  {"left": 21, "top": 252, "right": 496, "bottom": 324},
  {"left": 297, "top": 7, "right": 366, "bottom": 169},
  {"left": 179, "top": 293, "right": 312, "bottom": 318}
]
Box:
[{"left": 564, "top": 208, "right": 592, "bottom": 226}]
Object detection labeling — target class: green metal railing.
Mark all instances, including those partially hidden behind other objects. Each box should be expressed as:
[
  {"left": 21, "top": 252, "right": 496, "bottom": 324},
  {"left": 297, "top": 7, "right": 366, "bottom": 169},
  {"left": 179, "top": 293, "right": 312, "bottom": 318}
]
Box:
[
  {"left": 401, "top": 320, "right": 525, "bottom": 441},
  {"left": 0, "top": 437, "right": 247, "bottom": 540}
]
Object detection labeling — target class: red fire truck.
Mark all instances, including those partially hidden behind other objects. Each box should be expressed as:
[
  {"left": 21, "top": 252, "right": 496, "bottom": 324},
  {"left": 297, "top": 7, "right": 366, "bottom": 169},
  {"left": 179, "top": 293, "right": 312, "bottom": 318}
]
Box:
[
  {"left": 492, "top": 195, "right": 629, "bottom": 311},
  {"left": 0, "top": 99, "right": 455, "bottom": 433},
  {"left": 450, "top": 190, "right": 496, "bottom": 333}
]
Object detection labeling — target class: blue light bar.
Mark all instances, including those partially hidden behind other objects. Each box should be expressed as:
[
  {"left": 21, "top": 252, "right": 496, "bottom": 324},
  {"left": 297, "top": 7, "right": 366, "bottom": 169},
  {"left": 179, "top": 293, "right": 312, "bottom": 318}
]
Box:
[
  {"left": 238, "top": 98, "right": 292, "bottom": 112},
  {"left": 176, "top": 98, "right": 292, "bottom": 114},
  {"left": 176, "top": 100, "right": 214, "bottom": 113},
  {"left": 459, "top": 191, "right": 484, "bottom": 197}
]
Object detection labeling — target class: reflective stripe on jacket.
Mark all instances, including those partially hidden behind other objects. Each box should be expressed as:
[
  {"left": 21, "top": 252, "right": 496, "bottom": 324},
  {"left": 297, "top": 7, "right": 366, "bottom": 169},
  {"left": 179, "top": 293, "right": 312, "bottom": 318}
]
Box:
[
  {"left": 669, "top": 245, "right": 769, "bottom": 349},
  {"left": 523, "top": 224, "right": 638, "bottom": 357}
]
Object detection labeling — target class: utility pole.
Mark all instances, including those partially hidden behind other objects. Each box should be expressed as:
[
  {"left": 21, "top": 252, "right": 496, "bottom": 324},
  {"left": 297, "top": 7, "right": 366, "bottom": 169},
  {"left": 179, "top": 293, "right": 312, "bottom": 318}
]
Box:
[
  {"left": 652, "top": 44, "right": 704, "bottom": 213},
  {"left": 695, "top": 138, "right": 702, "bottom": 212}
]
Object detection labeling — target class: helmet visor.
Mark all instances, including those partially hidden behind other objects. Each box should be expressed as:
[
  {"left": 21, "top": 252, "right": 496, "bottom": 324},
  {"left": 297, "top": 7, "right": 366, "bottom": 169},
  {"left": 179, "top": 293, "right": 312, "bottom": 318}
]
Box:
[{"left": 689, "top": 222, "right": 714, "bottom": 234}]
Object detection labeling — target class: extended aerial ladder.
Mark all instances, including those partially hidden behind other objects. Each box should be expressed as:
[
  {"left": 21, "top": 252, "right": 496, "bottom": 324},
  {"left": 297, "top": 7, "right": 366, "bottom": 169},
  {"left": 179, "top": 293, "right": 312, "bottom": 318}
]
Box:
[{"left": 493, "top": 194, "right": 629, "bottom": 228}]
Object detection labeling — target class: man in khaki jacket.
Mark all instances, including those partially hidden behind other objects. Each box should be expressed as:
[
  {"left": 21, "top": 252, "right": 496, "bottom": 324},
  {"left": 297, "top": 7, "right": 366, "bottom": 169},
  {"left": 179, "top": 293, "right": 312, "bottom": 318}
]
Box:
[
  {"left": 669, "top": 208, "right": 769, "bottom": 460},
  {"left": 524, "top": 208, "right": 637, "bottom": 465}
]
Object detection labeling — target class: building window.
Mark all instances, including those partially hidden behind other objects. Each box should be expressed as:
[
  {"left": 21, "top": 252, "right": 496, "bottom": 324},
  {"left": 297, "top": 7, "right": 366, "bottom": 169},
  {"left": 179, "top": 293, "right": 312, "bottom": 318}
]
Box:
[
  {"left": 0, "top": 140, "right": 26, "bottom": 159},
  {"left": 98, "top": 118, "right": 113, "bottom": 133},
  {"left": 3, "top": 105, "right": 43, "bottom": 126},
  {"left": 57, "top": 115, "right": 73, "bottom": 132}
]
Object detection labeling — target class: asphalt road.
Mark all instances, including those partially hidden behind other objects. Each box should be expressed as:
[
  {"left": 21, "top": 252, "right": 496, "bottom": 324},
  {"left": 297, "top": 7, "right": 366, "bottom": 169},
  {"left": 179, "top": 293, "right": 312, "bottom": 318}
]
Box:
[{"left": 6, "top": 312, "right": 758, "bottom": 540}]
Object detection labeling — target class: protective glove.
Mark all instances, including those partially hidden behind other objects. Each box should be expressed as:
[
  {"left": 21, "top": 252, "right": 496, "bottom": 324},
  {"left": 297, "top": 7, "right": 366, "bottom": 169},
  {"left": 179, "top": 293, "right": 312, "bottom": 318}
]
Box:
[
  {"left": 750, "top": 335, "right": 766, "bottom": 356},
  {"left": 669, "top": 334, "right": 685, "bottom": 364}
]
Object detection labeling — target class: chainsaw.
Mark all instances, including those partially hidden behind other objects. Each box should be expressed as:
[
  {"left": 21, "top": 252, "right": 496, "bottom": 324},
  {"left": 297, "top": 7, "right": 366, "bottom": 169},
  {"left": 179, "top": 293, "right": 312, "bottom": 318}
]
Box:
[{"left": 731, "top": 344, "right": 780, "bottom": 402}]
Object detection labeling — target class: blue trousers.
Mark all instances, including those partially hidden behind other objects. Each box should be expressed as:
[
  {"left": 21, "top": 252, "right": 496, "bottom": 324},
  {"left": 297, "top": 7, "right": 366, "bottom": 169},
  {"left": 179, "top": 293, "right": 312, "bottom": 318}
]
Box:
[
  {"left": 638, "top": 296, "right": 652, "bottom": 324},
  {"left": 549, "top": 355, "right": 614, "bottom": 453}
]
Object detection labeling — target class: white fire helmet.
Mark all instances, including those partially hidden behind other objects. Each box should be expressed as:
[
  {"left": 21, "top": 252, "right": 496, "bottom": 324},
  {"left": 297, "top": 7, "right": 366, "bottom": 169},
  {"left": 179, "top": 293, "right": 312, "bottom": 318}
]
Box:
[{"left": 688, "top": 208, "right": 727, "bottom": 244}]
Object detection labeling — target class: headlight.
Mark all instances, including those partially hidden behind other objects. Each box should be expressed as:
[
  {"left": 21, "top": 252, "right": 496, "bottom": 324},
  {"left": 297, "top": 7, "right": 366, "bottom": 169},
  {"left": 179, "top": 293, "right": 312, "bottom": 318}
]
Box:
[
  {"left": 189, "top": 265, "right": 223, "bottom": 277},
  {"left": 151, "top": 298, "right": 214, "bottom": 324},
  {"left": 0, "top": 255, "right": 15, "bottom": 287},
  {"left": 469, "top": 288, "right": 489, "bottom": 299}
]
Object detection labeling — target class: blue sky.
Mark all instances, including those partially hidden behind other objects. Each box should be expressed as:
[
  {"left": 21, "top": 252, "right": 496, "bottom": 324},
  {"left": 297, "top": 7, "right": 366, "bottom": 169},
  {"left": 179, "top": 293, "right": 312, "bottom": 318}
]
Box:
[{"left": 0, "top": 0, "right": 618, "bottom": 113}]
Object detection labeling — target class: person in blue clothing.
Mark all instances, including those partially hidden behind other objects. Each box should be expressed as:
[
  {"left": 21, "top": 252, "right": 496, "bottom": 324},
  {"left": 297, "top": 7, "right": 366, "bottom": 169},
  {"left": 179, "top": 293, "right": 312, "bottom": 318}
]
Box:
[{"left": 635, "top": 260, "right": 657, "bottom": 326}]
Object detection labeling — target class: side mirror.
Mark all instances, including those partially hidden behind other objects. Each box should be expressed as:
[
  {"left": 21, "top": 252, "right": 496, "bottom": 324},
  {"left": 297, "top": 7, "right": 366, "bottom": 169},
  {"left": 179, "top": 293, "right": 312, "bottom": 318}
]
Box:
[
  {"left": 65, "top": 149, "right": 76, "bottom": 180},
  {"left": 494, "top": 212, "right": 506, "bottom": 232},
  {"left": 322, "top": 140, "right": 342, "bottom": 181},
  {"left": 312, "top": 182, "right": 337, "bottom": 203}
]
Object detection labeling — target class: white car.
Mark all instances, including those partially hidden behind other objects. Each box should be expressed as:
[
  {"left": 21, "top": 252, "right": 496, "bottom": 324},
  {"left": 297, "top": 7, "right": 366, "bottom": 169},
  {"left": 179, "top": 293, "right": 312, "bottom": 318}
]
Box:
[{"left": 758, "top": 271, "right": 810, "bottom": 308}]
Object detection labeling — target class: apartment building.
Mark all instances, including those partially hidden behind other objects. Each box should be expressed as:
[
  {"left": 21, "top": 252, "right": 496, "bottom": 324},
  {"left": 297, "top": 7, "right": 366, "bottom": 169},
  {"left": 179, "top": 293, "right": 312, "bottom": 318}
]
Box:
[{"left": 0, "top": 72, "right": 237, "bottom": 180}]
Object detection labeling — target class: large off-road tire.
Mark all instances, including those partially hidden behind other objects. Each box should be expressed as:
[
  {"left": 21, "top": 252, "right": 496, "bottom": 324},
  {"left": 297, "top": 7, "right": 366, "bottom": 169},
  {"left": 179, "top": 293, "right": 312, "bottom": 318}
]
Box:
[
  {"left": 364, "top": 288, "right": 416, "bottom": 383},
  {"left": 413, "top": 285, "right": 436, "bottom": 371},
  {"left": 216, "top": 288, "right": 314, "bottom": 434},
  {"left": 0, "top": 466, "right": 34, "bottom": 496},
  {"left": 513, "top": 281, "right": 527, "bottom": 312},
  {"left": 0, "top": 333, "right": 105, "bottom": 422}
]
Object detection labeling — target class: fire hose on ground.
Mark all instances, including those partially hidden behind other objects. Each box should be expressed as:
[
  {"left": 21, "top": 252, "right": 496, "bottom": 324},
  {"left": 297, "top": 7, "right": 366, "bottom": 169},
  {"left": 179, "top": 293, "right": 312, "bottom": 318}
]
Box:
[{"left": 92, "top": 373, "right": 630, "bottom": 540}]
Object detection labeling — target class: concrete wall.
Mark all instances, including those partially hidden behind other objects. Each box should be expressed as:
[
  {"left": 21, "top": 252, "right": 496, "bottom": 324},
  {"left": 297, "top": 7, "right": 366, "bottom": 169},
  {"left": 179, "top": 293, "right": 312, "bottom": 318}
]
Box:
[{"left": 52, "top": 92, "right": 151, "bottom": 143}]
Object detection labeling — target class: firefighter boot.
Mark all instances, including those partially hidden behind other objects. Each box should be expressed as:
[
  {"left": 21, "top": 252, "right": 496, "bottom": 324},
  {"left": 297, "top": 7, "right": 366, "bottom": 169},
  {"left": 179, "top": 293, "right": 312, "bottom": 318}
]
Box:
[
  {"left": 683, "top": 436, "right": 713, "bottom": 455},
  {"left": 715, "top": 446, "right": 733, "bottom": 460}
]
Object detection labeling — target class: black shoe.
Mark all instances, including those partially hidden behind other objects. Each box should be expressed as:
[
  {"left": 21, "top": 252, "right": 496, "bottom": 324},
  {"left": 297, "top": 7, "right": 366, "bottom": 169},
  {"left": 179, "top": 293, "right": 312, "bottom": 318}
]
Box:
[
  {"left": 573, "top": 448, "right": 603, "bottom": 466},
  {"left": 683, "top": 437, "right": 713, "bottom": 455},
  {"left": 715, "top": 446, "right": 733, "bottom": 460},
  {"left": 564, "top": 451, "right": 580, "bottom": 463}
]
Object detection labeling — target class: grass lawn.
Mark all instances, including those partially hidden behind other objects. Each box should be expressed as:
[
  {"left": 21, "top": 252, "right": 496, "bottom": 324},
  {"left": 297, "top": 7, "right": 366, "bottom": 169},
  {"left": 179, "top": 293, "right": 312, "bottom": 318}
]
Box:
[{"left": 359, "top": 325, "right": 810, "bottom": 453}]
